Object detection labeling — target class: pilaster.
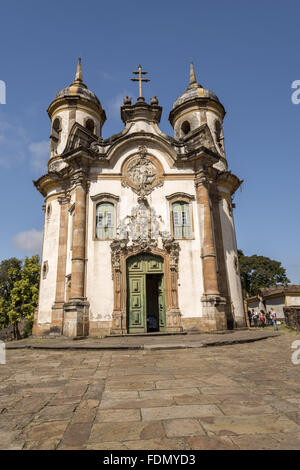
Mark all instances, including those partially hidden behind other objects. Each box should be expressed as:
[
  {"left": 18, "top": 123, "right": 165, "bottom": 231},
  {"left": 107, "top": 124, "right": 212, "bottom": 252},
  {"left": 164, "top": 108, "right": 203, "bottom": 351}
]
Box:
[
  {"left": 51, "top": 195, "right": 70, "bottom": 333},
  {"left": 63, "top": 169, "right": 89, "bottom": 337},
  {"left": 195, "top": 166, "right": 227, "bottom": 330}
]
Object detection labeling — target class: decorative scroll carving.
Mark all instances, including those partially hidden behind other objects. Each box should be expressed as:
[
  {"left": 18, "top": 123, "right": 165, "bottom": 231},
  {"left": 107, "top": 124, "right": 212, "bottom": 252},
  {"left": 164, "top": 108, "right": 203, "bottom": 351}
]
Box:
[
  {"left": 117, "top": 200, "right": 169, "bottom": 242},
  {"left": 162, "top": 238, "right": 180, "bottom": 270},
  {"left": 70, "top": 169, "right": 89, "bottom": 190},
  {"left": 48, "top": 159, "right": 68, "bottom": 173},
  {"left": 121, "top": 145, "right": 164, "bottom": 196}
]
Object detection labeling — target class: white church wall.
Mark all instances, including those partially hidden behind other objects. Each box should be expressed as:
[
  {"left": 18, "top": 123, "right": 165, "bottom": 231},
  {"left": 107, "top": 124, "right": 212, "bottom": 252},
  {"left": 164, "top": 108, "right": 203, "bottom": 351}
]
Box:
[
  {"left": 38, "top": 198, "right": 60, "bottom": 323},
  {"left": 219, "top": 196, "right": 245, "bottom": 325}
]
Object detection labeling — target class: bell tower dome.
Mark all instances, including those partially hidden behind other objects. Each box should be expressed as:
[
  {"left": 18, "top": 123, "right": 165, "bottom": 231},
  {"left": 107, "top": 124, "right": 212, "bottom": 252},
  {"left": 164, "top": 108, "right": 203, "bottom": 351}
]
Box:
[{"left": 47, "top": 58, "right": 106, "bottom": 160}]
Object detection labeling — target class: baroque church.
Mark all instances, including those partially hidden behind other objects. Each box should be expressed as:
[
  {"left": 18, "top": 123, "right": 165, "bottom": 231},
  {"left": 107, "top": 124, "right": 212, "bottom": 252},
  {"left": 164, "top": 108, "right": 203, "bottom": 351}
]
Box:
[{"left": 33, "top": 59, "right": 246, "bottom": 337}]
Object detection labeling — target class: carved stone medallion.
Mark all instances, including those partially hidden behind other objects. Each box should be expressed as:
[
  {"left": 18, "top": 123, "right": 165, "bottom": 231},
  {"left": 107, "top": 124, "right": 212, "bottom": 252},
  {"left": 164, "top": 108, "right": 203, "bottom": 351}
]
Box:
[{"left": 122, "top": 145, "right": 164, "bottom": 196}]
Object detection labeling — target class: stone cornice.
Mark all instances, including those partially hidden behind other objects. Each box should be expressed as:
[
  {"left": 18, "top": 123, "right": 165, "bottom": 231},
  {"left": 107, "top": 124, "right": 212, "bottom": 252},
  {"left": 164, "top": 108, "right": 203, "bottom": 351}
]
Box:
[
  {"left": 47, "top": 95, "right": 106, "bottom": 123},
  {"left": 33, "top": 173, "right": 63, "bottom": 197},
  {"left": 216, "top": 171, "right": 243, "bottom": 195}
]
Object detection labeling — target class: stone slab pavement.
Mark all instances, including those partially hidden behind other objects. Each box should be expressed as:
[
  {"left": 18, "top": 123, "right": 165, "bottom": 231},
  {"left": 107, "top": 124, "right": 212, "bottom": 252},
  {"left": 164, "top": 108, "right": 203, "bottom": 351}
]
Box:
[
  {"left": 6, "top": 328, "right": 279, "bottom": 351},
  {"left": 1, "top": 331, "right": 300, "bottom": 450}
]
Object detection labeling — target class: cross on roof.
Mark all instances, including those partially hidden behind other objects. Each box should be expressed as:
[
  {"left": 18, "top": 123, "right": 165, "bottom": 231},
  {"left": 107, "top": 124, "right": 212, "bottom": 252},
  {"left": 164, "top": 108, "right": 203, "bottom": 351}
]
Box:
[{"left": 131, "top": 65, "right": 150, "bottom": 100}]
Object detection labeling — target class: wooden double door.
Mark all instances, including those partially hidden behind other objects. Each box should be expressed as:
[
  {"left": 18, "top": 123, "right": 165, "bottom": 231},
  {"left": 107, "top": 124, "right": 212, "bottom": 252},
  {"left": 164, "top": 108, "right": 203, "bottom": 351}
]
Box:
[{"left": 127, "top": 254, "right": 166, "bottom": 334}]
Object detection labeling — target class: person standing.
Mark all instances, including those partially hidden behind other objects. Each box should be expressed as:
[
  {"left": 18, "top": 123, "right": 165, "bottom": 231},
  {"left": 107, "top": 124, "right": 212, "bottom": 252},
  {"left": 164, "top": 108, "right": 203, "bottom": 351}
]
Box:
[
  {"left": 253, "top": 311, "right": 258, "bottom": 328},
  {"left": 270, "top": 308, "right": 278, "bottom": 331},
  {"left": 259, "top": 310, "right": 266, "bottom": 328},
  {"left": 248, "top": 310, "right": 252, "bottom": 327}
]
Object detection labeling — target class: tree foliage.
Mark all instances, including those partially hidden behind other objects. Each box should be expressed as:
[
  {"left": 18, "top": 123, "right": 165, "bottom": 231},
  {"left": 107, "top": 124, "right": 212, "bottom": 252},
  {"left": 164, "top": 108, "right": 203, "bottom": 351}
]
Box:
[
  {"left": 0, "top": 255, "right": 40, "bottom": 337},
  {"left": 238, "top": 249, "right": 290, "bottom": 298},
  {"left": 0, "top": 258, "right": 22, "bottom": 328}
]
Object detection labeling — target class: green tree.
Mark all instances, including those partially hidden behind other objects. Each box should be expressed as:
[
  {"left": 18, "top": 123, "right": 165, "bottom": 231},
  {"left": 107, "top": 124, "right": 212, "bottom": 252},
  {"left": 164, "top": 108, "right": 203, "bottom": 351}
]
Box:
[
  {"left": 238, "top": 250, "right": 290, "bottom": 298},
  {"left": 0, "top": 258, "right": 22, "bottom": 328},
  {"left": 8, "top": 255, "right": 40, "bottom": 338}
]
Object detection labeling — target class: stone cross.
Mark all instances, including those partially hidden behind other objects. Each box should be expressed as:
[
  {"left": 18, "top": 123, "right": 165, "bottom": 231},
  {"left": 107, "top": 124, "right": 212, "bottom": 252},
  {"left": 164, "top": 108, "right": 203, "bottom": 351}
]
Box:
[{"left": 131, "top": 65, "right": 150, "bottom": 99}]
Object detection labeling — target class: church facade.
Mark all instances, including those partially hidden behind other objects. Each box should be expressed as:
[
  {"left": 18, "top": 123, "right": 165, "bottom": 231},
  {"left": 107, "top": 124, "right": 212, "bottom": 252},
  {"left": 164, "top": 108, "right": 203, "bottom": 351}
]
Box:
[{"left": 33, "top": 59, "right": 246, "bottom": 337}]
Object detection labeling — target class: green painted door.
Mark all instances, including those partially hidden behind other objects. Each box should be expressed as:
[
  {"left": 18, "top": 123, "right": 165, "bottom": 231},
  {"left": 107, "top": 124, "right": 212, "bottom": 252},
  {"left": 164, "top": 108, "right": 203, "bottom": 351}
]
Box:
[
  {"left": 127, "top": 254, "right": 165, "bottom": 333},
  {"left": 128, "top": 275, "right": 146, "bottom": 332}
]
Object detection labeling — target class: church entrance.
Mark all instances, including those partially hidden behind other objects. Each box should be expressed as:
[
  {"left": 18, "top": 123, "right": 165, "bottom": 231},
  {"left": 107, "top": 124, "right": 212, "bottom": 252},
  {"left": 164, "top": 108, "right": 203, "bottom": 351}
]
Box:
[{"left": 127, "top": 254, "right": 166, "bottom": 334}]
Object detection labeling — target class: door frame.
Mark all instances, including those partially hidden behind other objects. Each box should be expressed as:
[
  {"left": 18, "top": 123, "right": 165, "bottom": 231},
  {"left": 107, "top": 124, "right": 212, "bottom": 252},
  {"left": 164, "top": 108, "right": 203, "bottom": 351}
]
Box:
[
  {"left": 126, "top": 254, "right": 166, "bottom": 334},
  {"left": 110, "top": 239, "right": 182, "bottom": 335}
]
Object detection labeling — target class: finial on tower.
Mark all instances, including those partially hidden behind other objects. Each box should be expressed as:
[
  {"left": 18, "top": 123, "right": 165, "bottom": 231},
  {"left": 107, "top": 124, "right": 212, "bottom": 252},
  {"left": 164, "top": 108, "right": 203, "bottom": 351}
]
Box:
[
  {"left": 189, "top": 60, "right": 197, "bottom": 85},
  {"left": 75, "top": 57, "right": 83, "bottom": 82}
]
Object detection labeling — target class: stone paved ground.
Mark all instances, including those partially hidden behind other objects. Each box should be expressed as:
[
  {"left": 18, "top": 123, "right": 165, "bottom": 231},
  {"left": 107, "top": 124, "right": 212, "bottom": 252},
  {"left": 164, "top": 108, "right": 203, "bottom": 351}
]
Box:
[
  {"left": 1, "top": 331, "right": 300, "bottom": 450},
  {"left": 6, "top": 328, "right": 278, "bottom": 350}
]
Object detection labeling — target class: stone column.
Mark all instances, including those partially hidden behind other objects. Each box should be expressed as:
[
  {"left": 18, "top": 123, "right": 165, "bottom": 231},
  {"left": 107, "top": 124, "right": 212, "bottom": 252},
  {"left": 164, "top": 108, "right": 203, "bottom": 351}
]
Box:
[
  {"left": 70, "top": 180, "right": 86, "bottom": 299},
  {"left": 195, "top": 166, "right": 227, "bottom": 330},
  {"left": 195, "top": 168, "right": 219, "bottom": 296},
  {"left": 51, "top": 196, "right": 69, "bottom": 333},
  {"left": 63, "top": 170, "right": 89, "bottom": 337}
]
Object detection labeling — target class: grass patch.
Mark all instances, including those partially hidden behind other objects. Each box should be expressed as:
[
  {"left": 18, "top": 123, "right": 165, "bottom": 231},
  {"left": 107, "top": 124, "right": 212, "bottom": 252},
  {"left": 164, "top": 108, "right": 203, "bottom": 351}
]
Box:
[{"left": 278, "top": 324, "right": 300, "bottom": 335}]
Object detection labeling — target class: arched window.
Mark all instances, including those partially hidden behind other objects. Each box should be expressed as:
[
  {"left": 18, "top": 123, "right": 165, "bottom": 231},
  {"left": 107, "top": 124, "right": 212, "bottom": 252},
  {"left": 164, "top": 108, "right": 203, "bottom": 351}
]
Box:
[
  {"left": 172, "top": 201, "right": 192, "bottom": 239},
  {"left": 96, "top": 202, "right": 114, "bottom": 239},
  {"left": 85, "top": 118, "right": 95, "bottom": 134},
  {"left": 181, "top": 120, "right": 191, "bottom": 136},
  {"left": 50, "top": 117, "right": 62, "bottom": 153},
  {"left": 215, "top": 121, "right": 224, "bottom": 149}
]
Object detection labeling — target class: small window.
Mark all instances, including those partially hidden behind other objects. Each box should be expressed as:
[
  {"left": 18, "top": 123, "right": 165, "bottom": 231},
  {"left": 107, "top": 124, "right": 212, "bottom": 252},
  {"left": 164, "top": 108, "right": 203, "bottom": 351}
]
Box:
[
  {"left": 96, "top": 202, "right": 114, "bottom": 239},
  {"left": 85, "top": 119, "right": 95, "bottom": 134},
  {"left": 172, "top": 201, "right": 192, "bottom": 239},
  {"left": 42, "top": 261, "right": 49, "bottom": 280},
  {"left": 181, "top": 121, "right": 191, "bottom": 136}
]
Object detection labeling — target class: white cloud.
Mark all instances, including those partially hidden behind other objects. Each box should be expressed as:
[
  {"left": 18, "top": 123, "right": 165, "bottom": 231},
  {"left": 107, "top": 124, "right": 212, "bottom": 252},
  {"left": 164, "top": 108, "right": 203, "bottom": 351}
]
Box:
[
  {"left": 101, "top": 71, "right": 115, "bottom": 81},
  {"left": 106, "top": 91, "right": 135, "bottom": 119},
  {"left": 13, "top": 229, "right": 43, "bottom": 254},
  {"left": 0, "top": 112, "right": 27, "bottom": 168},
  {"left": 0, "top": 112, "right": 49, "bottom": 172},
  {"left": 28, "top": 141, "right": 49, "bottom": 172}
]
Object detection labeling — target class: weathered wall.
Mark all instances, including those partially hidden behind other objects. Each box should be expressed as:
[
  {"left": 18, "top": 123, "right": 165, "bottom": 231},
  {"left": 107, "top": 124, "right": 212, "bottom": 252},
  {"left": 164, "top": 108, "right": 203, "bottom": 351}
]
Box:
[
  {"left": 284, "top": 306, "right": 300, "bottom": 331},
  {"left": 37, "top": 196, "right": 60, "bottom": 324}
]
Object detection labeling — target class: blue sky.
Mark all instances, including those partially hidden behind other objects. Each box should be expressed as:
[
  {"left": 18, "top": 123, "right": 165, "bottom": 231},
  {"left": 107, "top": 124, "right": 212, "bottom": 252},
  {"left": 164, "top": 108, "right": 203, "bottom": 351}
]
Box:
[{"left": 0, "top": 0, "right": 299, "bottom": 282}]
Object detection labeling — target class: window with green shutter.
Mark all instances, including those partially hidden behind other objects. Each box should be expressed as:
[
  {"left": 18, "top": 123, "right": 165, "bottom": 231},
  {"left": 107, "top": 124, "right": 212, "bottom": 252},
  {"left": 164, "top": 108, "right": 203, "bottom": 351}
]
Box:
[
  {"left": 172, "top": 201, "right": 192, "bottom": 239},
  {"left": 96, "top": 202, "right": 114, "bottom": 239}
]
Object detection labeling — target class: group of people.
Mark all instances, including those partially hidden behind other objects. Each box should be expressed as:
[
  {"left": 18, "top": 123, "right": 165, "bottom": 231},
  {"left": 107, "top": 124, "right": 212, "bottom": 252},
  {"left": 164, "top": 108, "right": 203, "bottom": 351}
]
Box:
[{"left": 247, "top": 307, "right": 279, "bottom": 331}]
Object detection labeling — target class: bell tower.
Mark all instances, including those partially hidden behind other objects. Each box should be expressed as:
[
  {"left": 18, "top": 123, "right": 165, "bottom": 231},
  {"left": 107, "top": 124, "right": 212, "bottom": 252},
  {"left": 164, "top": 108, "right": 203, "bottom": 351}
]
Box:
[
  {"left": 47, "top": 58, "right": 106, "bottom": 161},
  {"left": 169, "top": 61, "right": 227, "bottom": 171}
]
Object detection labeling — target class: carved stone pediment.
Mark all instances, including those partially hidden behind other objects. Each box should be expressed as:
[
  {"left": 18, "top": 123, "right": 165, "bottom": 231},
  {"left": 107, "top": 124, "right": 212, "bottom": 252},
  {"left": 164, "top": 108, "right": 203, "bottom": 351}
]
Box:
[
  {"left": 63, "top": 122, "right": 96, "bottom": 154},
  {"left": 110, "top": 236, "right": 180, "bottom": 272},
  {"left": 184, "top": 124, "right": 218, "bottom": 155},
  {"left": 121, "top": 145, "right": 164, "bottom": 196}
]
